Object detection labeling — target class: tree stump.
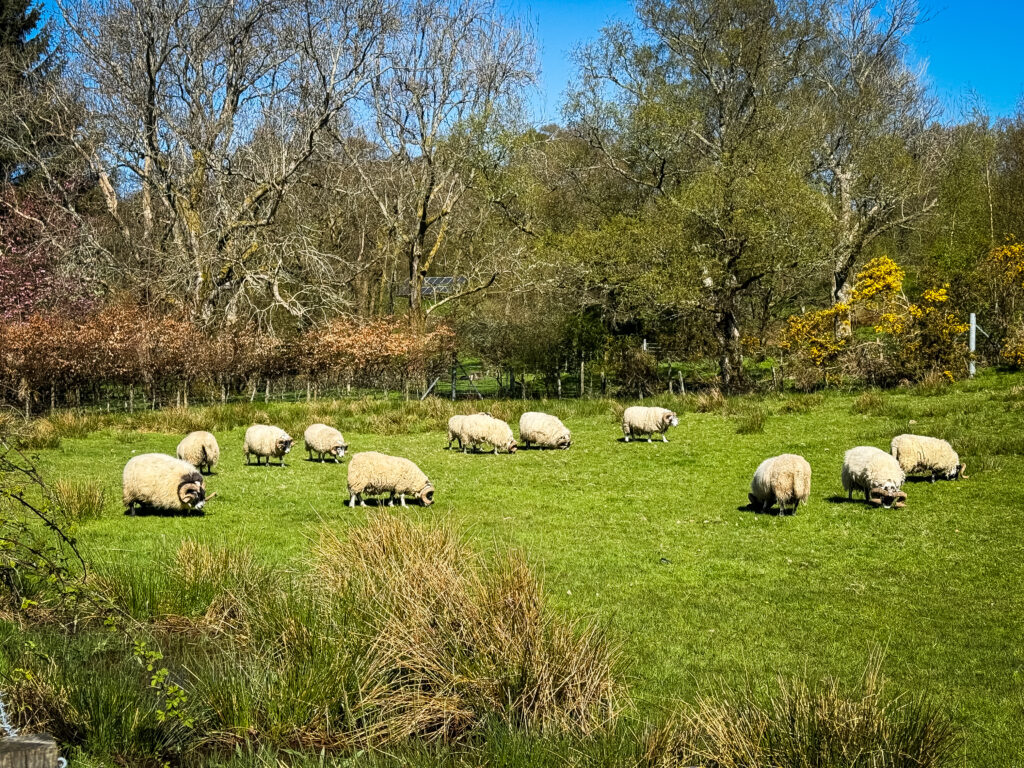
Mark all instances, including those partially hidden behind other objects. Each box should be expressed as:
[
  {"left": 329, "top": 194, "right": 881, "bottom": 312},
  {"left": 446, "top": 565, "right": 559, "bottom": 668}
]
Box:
[{"left": 0, "top": 735, "right": 59, "bottom": 768}]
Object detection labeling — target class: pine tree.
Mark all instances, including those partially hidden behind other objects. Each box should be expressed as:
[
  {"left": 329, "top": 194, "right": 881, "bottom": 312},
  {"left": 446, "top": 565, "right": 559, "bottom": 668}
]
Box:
[{"left": 0, "top": 0, "right": 57, "bottom": 183}]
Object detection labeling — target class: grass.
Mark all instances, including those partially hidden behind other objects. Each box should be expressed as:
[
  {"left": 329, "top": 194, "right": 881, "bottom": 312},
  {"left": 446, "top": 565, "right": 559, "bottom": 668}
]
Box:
[{"left": 4, "top": 368, "right": 1024, "bottom": 765}]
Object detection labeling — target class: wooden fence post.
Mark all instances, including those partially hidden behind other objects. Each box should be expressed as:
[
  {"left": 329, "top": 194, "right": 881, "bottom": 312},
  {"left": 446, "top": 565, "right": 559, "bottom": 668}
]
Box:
[{"left": 0, "top": 734, "right": 59, "bottom": 768}]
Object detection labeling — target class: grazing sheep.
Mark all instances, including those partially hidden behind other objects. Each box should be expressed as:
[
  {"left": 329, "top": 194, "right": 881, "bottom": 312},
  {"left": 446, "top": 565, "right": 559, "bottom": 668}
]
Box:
[
  {"left": 622, "top": 406, "right": 679, "bottom": 442},
  {"left": 456, "top": 413, "right": 517, "bottom": 454},
  {"left": 347, "top": 451, "right": 434, "bottom": 507},
  {"left": 176, "top": 431, "right": 220, "bottom": 474},
  {"left": 304, "top": 423, "right": 347, "bottom": 462},
  {"left": 748, "top": 454, "right": 811, "bottom": 514},
  {"left": 447, "top": 414, "right": 470, "bottom": 450},
  {"left": 842, "top": 446, "right": 907, "bottom": 508},
  {"left": 243, "top": 424, "right": 294, "bottom": 466},
  {"left": 123, "top": 453, "right": 209, "bottom": 515},
  {"left": 890, "top": 434, "right": 967, "bottom": 482},
  {"left": 519, "top": 411, "right": 571, "bottom": 449}
]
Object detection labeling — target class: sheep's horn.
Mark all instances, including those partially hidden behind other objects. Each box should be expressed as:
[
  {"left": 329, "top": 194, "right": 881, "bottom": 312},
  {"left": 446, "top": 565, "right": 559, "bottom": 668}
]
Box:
[
  {"left": 204, "top": 492, "right": 219, "bottom": 501},
  {"left": 957, "top": 463, "right": 968, "bottom": 480},
  {"left": 867, "top": 487, "right": 884, "bottom": 506},
  {"left": 893, "top": 490, "right": 908, "bottom": 508}
]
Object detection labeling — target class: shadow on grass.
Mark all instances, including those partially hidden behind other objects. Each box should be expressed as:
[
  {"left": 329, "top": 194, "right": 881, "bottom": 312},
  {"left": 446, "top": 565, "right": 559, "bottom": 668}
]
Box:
[
  {"left": 825, "top": 494, "right": 868, "bottom": 505},
  {"left": 737, "top": 502, "right": 794, "bottom": 516},
  {"left": 124, "top": 505, "right": 206, "bottom": 517}
]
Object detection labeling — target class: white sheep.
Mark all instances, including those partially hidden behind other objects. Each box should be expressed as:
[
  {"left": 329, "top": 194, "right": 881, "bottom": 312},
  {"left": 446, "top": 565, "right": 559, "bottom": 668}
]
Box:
[
  {"left": 454, "top": 413, "right": 517, "bottom": 454},
  {"left": 748, "top": 454, "right": 811, "bottom": 514},
  {"left": 890, "top": 434, "right": 966, "bottom": 482},
  {"left": 446, "top": 412, "right": 494, "bottom": 450},
  {"left": 304, "top": 423, "right": 347, "bottom": 462},
  {"left": 243, "top": 424, "right": 294, "bottom": 466},
  {"left": 347, "top": 451, "right": 435, "bottom": 507},
  {"left": 123, "top": 453, "right": 210, "bottom": 515},
  {"left": 842, "top": 446, "right": 907, "bottom": 508},
  {"left": 621, "top": 406, "right": 678, "bottom": 442},
  {"left": 176, "top": 431, "right": 220, "bottom": 474},
  {"left": 519, "top": 411, "right": 571, "bottom": 449}
]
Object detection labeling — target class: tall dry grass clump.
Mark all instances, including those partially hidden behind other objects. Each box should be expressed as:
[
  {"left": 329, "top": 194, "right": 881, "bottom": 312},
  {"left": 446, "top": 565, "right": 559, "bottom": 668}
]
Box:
[
  {"left": 313, "top": 515, "right": 622, "bottom": 745},
  {"left": 641, "top": 656, "right": 959, "bottom": 768},
  {"left": 51, "top": 478, "right": 106, "bottom": 522}
]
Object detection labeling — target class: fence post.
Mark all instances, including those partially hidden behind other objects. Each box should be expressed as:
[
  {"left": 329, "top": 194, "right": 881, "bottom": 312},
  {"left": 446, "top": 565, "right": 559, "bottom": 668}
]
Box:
[
  {"left": 969, "top": 312, "right": 977, "bottom": 378},
  {"left": 0, "top": 735, "right": 59, "bottom": 767},
  {"left": 450, "top": 362, "right": 457, "bottom": 401},
  {"left": 579, "top": 360, "right": 585, "bottom": 399}
]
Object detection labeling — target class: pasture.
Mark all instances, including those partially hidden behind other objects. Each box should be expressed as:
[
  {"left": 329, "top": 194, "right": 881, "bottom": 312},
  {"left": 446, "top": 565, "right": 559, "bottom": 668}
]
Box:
[{"left": 7, "top": 371, "right": 1024, "bottom": 765}]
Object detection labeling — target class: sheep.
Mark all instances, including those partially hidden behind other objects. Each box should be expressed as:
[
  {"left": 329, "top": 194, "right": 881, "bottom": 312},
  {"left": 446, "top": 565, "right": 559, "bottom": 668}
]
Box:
[
  {"left": 446, "top": 412, "right": 493, "bottom": 449},
  {"left": 890, "top": 434, "right": 967, "bottom": 482},
  {"left": 243, "top": 424, "right": 294, "bottom": 466},
  {"left": 123, "top": 453, "right": 210, "bottom": 515},
  {"left": 621, "top": 406, "right": 679, "bottom": 442},
  {"left": 519, "top": 411, "right": 571, "bottom": 449},
  {"left": 454, "top": 413, "right": 517, "bottom": 454},
  {"left": 304, "top": 423, "right": 347, "bottom": 462},
  {"left": 842, "top": 446, "right": 907, "bottom": 508},
  {"left": 748, "top": 454, "right": 811, "bottom": 514},
  {"left": 176, "top": 431, "right": 220, "bottom": 474},
  {"left": 347, "top": 451, "right": 435, "bottom": 507},
  {"left": 447, "top": 414, "right": 470, "bottom": 450}
]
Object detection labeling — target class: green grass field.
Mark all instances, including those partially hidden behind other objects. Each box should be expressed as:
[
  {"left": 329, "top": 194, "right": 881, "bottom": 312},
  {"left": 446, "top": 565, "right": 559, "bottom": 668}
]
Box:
[{"left": 11, "top": 371, "right": 1024, "bottom": 765}]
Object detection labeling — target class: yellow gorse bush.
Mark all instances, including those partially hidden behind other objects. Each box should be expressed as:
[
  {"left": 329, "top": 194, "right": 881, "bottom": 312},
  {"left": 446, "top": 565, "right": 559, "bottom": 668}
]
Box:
[
  {"left": 781, "top": 259, "right": 969, "bottom": 382},
  {"left": 852, "top": 255, "right": 904, "bottom": 304}
]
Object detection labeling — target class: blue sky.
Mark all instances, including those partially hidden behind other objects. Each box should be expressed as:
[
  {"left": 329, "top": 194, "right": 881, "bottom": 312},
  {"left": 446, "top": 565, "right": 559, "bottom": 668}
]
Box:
[
  {"left": 40, "top": 0, "right": 1024, "bottom": 124},
  {"left": 517, "top": 0, "right": 1024, "bottom": 123}
]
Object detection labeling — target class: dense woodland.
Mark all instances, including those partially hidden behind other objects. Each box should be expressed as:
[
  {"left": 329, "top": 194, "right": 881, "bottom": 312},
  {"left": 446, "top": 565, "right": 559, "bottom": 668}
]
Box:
[{"left": 4, "top": 0, "right": 1024, "bottom": 409}]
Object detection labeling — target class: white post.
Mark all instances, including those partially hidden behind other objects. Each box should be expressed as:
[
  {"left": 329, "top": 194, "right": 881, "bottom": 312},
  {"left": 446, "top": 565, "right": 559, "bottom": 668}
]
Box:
[
  {"left": 642, "top": 338, "right": 647, "bottom": 352},
  {"left": 969, "top": 313, "right": 977, "bottom": 378}
]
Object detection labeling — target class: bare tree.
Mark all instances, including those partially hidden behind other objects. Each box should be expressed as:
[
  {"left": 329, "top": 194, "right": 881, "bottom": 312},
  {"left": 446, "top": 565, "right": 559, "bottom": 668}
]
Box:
[
  {"left": 340, "top": 0, "right": 535, "bottom": 331},
  {"left": 813, "top": 0, "right": 940, "bottom": 333},
  {"left": 58, "top": 0, "right": 392, "bottom": 326}
]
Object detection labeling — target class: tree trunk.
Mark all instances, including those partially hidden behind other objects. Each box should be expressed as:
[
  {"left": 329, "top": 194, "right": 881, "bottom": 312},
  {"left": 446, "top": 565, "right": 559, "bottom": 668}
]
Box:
[
  {"left": 713, "top": 299, "right": 744, "bottom": 392},
  {"left": 832, "top": 261, "right": 855, "bottom": 339}
]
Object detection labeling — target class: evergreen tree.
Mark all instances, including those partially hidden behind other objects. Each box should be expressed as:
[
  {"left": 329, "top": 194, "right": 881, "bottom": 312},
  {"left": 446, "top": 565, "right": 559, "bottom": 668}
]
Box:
[{"left": 0, "top": 0, "right": 57, "bottom": 183}]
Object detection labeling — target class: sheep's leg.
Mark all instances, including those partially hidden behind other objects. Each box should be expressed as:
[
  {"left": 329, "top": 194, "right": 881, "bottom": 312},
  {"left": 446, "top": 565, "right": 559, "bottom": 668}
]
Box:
[
  {"left": 662, "top": 433, "right": 668, "bottom": 443},
  {"left": 400, "top": 494, "right": 407, "bottom": 508},
  {"left": 930, "top": 472, "right": 936, "bottom": 484},
  {"left": 388, "top": 493, "right": 395, "bottom": 506},
  {"left": 493, "top": 445, "right": 499, "bottom": 455},
  {"left": 624, "top": 435, "right": 630, "bottom": 442},
  {"left": 647, "top": 435, "right": 652, "bottom": 443}
]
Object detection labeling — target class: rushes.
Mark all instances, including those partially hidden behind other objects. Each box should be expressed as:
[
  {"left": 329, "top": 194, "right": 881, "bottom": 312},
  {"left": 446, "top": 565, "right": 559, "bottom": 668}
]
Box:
[
  {"left": 642, "top": 655, "right": 959, "bottom": 768},
  {"left": 313, "top": 515, "right": 622, "bottom": 745},
  {"left": 51, "top": 479, "right": 107, "bottom": 522}
]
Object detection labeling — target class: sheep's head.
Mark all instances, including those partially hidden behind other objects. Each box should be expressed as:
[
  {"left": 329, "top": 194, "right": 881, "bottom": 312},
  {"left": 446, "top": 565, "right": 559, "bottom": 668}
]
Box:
[
  {"left": 332, "top": 443, "right": 348, "bottom": 458},
  {"left": 506, "top": 439, "right": 518, "bottom": 453},
  {"left": 664, "top": 411, "right": 679, "bottom": 428},
  {"left": 278, "top": 435, "right": 293, "bottom": 454},
  {"left": 178, "top": 475, "right": 206, "bottom": 510},
  {"left": 419, "top": 482, "right": 435, "bottom": 506},
  {"left": 556, "top": 432, "right": 571, "bottom": 449},
  {"left": 868, "top": 483, "right": 907, "bottom": 509}
]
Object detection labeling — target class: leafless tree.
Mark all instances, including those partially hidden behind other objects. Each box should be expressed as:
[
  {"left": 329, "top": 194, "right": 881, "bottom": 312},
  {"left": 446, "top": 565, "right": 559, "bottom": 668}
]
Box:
[
  {"left": 58, "top": 0, "right": 393, "bottom": 326},
  {"left": 340, "top": 0, "right": 535, "bottom": 331},
  {"left": 813, "top": 0, "right": 940, "bottom": 332}
]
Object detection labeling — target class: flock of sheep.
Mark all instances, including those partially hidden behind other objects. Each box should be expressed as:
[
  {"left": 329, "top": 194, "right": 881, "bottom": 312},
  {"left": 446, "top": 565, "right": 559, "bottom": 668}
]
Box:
[{"left": 120, "top": 404, "right": 967, "bottom": 516}]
